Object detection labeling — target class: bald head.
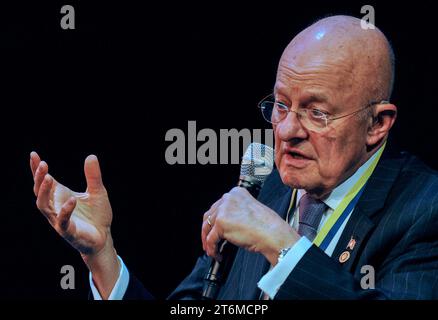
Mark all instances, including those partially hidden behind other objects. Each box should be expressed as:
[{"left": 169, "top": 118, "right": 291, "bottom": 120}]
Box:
[{"left": 279, "top": 15, "right": 394, "bottom": 105}]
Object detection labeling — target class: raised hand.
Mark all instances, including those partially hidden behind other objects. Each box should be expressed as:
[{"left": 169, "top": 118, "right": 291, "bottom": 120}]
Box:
[
  {"left": 30, "top": 151, "right": 119, "bottom": 299},
  {"left": 30, "top": 151, "right": 113, "bottom": 255}
]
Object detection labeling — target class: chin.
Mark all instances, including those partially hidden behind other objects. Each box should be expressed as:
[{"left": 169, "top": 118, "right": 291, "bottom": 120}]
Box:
[
  {"left": 278, "top": 165, "right": 323, "bottom": 193},
  {"left": 279, "top": 169, "right": 306, "bottom": 189}
]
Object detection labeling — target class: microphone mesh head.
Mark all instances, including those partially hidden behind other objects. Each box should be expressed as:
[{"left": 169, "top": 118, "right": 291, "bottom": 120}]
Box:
[{"left": 240, "top": 143, "right": 274, "bottom": 185}]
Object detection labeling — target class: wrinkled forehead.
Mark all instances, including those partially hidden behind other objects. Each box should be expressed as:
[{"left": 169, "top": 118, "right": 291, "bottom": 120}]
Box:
[{"left": 274, "top": 54, "right": 356, "bottom": 104}]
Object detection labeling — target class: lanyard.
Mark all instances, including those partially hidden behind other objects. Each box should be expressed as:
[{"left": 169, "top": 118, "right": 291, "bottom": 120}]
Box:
[{"left": 286, "top": 142, "right": 386, "bottom": 250}]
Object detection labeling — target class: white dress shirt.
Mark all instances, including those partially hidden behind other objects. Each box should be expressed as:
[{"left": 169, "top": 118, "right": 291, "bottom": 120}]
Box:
[{"left": 90, "top": 146, "right": 383, "bottom": 300}]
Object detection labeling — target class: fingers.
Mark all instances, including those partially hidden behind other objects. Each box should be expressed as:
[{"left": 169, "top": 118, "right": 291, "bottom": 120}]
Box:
[
  {"left": 206, "top": 226, "right": 221, "bottom": 261},
  {"left": 202, "top": 198, "right": 222, "bottom": 251},
  {"left": 202, "top": 199, "right": 221, "bottom": 222},
  {"left": 84, "top": 155, "right": 104, "bottom": 193},
  {"left": 36, "top": 174, "right": 56, "bottom": 224},
  {"left": 58, "top": 197, "right": 76, "bottom": 231},
  {"left": 229, "top": 186, "right": 250, "bottom": 198},
  {"left": 201, "top": 215, "right": 214, "bottom": 252},
  {"left": 33, "top": 161, "right": 48, "bottom": 197},
  {"left": 36, "top": 176, "right": 77, "bottom": 234},
  {"left": 30, "top": 151, "right": 41, "bottom": 177}
]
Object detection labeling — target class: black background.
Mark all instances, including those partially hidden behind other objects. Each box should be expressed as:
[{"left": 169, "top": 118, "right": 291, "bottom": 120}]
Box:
[{"left": 1, "top": 1, "right": 437, "bottom": 299}]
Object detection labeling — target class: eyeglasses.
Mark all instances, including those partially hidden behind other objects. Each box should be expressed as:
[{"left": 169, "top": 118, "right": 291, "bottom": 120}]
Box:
[{"left": 258, "top": 94, "right": 389, "bottom": 132}]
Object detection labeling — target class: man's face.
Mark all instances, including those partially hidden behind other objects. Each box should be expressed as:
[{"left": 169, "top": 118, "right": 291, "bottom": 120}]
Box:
[{"left": 273, "top": 53, "right": 370, "bottom": 197}]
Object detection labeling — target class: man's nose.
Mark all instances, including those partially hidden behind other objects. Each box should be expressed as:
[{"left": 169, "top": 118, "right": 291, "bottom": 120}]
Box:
[{"left": 275, "top": 111, "right": 308, "bottom": 141}]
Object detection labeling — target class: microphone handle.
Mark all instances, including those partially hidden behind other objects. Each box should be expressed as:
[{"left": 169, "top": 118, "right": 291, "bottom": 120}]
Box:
[{"left": 201, "top": 176, "right": 261, "bottom": 300}]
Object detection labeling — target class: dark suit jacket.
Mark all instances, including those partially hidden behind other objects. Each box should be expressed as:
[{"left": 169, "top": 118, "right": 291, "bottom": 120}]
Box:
[{"left": 124, "top": 148, "right": 438, "bottom": 299}]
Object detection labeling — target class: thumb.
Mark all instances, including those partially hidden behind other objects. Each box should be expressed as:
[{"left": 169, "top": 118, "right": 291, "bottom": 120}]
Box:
[{"left": 84, "top": 155, "right": 104, "bottom": 193}]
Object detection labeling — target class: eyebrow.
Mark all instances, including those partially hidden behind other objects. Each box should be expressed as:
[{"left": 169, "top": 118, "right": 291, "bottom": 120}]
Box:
[
  {"left": 304, "top": 92, "right": 329, "bottom": 104},
  {"left": 272, "top": 88, "right": 329, "bottom": 104}
]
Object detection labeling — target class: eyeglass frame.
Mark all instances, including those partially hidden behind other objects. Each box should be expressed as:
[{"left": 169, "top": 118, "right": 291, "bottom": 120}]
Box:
[{"left": 258, "top": 93, "right": 390, "bottom": 129}]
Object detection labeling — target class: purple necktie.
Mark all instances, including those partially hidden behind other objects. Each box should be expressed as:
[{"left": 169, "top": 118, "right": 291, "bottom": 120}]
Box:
[{"left": 298, "top": 193, "right": 326, "bottom": 241}]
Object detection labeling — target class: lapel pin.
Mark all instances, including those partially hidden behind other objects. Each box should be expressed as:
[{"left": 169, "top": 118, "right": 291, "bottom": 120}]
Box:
[
  {"left": 347, "top": 237, "right": 356, "bottom": 251},
  {"left": 339, "top": 251, "right": 351, "bottom": 263}
]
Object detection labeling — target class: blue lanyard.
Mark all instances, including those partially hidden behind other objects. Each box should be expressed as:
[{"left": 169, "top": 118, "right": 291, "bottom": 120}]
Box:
[{"left": 318, "top": 183, "right": 367, "bottom": 251}]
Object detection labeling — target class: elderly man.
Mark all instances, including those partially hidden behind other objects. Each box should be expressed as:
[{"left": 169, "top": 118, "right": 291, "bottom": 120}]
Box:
[{"left": 30, "top": 15, "right": 438, "bottom": 299}]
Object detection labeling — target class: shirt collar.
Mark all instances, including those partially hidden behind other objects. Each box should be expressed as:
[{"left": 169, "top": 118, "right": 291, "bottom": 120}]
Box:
[{"left": 296, "top": 144, "right": 385, "bottom": 211}]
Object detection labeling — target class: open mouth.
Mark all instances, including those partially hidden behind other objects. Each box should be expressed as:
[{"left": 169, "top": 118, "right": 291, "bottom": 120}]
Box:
[{"left": 288, "top": 151, "right": 309, "bottom": 160}]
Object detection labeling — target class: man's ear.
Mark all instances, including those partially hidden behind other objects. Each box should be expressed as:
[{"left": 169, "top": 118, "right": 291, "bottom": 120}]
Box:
[{"left": 366, "top": 102, "right": 397, "bottom": 146}]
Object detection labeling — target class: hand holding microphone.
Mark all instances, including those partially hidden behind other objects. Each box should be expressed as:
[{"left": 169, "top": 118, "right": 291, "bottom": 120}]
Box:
[{"left": 201, "top": 143, "right": 300, "bottom": 299}]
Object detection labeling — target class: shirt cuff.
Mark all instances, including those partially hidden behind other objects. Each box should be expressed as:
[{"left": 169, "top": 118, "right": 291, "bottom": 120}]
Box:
[
  {"left": 257, "top": 236, "right": 312, "bottom": 299},
  {"left": 89, "top": 255, "right": 130, "bottom": 300}
]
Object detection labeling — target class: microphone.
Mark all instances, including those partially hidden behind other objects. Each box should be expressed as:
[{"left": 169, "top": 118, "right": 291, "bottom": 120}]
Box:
[{"left": 201, "top": 142, "right": 274, "bottom": 299}]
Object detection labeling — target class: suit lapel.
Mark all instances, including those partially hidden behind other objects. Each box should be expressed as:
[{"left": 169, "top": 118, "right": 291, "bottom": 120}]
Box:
[
  {"left": 332, "top": 148, "right": 407, "bottom": 271},
  {"left": 332, "top": 206, "right": 374, "bottom": 271}
]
